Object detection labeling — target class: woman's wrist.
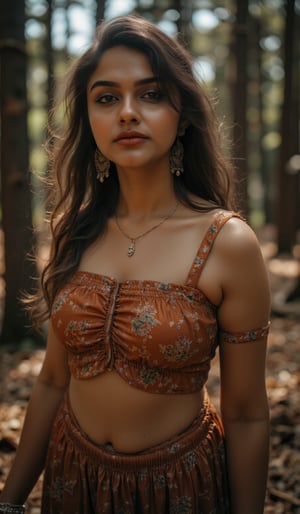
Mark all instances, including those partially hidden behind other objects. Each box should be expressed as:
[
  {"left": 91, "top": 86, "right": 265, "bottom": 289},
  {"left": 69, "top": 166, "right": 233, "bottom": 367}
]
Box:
[{"left": 0, "top": 502, "right": 25, "bottom": 514}]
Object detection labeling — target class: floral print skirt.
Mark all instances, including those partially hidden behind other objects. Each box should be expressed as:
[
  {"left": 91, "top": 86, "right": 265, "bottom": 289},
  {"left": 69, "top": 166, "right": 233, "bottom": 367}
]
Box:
[{"left": 41, "top": 392, "right": 230, "bottom": 513}]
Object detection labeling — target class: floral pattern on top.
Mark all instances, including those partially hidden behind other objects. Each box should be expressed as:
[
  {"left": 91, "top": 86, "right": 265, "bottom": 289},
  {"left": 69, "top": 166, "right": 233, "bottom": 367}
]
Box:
[
  {"left": 50, "top": 211, "right": 270, "bottom": 394},
  {"left": 131, "top": 302, "right": 162, "bottom": 340},
  {"left": 159, "top": 336, "right": 197, "bottom": 363}
]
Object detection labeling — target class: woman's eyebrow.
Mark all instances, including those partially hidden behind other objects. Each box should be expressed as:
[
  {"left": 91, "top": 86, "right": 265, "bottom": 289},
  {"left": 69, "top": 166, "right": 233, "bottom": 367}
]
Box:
[{"left": 89, "top": 76, "right": 159, "bottom": 92}]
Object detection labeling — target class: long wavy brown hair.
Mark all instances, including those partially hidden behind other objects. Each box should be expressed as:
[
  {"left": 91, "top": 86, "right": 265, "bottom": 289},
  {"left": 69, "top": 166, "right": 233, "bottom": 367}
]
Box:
[{"left": 29, "top": 14, "right": 237, "bottom": 326}]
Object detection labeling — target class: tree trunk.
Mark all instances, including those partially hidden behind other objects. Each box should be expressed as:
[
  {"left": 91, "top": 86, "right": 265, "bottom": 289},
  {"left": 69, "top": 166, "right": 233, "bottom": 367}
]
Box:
[
  {"left": 276, "top": 0, "right": 299, "bottom": 253},
  {"left": 46, "top": 0, "right": 54, "bottom": 114},
  {"left": 172, "top": 0, "right": 192, "bottom": 41},
  {"left": 0, "top": 1, "right": 38, "bottom": 343},
  {"left": 232, "top": 0, "right": 249, "bottom": 216},
  {"left": 96, "top": 0, "right": 106, "bottom": 24}
]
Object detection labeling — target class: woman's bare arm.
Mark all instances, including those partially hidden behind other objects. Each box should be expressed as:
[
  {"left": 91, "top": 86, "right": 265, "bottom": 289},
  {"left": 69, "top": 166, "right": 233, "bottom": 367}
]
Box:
[
  {"left": 0, "top": 323, "right": 70, "bottom": 504},
  {"left": 216, "top": 218, "right": 270, "bottom": 514}
]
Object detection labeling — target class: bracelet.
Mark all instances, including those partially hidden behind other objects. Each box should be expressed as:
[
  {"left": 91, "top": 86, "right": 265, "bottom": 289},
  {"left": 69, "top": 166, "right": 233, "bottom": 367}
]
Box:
[{"left": 0, "top": 503, "right": 25, "bottom": 514}]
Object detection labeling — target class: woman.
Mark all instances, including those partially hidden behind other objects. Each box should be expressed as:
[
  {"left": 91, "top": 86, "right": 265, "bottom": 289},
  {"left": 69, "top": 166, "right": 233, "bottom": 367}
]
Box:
[{"left": 0, "top": 15, "right": 270, "bottom": 514}]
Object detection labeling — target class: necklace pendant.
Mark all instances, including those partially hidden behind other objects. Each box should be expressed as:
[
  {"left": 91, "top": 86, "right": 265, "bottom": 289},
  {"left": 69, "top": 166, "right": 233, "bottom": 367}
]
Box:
[{"left": 127, "top": 241, "right": 136, "bottom": 257}]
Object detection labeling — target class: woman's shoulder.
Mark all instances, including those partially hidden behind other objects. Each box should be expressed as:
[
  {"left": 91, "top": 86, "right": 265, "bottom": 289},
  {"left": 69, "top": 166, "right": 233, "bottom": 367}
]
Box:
[{"left": 211, "top": 210, "right": 267, "bottom": 278}]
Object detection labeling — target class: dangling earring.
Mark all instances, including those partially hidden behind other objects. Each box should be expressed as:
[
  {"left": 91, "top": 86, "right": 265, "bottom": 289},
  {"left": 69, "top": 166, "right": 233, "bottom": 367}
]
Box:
[
  {"left": 169, "top": 138, "right": 184, "bottom": 177},
  {"left": 95, "top": 148, "right": 110, "bottom": 182}
]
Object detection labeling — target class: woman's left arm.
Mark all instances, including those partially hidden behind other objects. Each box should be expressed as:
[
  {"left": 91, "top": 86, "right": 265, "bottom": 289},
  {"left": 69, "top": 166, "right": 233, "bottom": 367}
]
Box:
[{"left": 216, "top": 218, "right": 271, "bottom": 514}]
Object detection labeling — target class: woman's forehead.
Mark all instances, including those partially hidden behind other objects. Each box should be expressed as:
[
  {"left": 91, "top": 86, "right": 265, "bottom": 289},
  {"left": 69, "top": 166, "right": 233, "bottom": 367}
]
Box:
[{"left": 90, "top": 46, "right": 154, "bottom": 82}]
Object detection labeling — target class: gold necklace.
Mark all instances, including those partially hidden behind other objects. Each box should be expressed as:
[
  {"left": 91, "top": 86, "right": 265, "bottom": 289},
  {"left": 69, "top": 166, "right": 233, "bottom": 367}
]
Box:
[{"left": 115, "top": 202, "right": 179, "bottom": 257}]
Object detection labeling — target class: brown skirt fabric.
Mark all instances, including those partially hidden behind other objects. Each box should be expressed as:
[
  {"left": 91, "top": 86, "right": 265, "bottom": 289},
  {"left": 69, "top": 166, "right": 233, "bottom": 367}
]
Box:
[{"left": 41, "top": 392, "right": 230, "bottom": 513}]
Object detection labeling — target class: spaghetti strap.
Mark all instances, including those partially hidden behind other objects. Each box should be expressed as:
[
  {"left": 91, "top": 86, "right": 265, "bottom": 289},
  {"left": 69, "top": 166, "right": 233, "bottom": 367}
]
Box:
[{"left": 185, "top": 211, "right": 244, "bottom": 288}]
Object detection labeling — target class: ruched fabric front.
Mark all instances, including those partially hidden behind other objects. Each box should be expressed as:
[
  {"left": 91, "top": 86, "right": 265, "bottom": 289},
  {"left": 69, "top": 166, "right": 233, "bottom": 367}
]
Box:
[
  {"left": 51, "top": 211, "right": 269, "bottom": 394},
  {"left": 51, "top": 272, "right": 218, "bottom": 393},
  {"left": 42, "top": 392, "right": 230, "bottom": 514}
]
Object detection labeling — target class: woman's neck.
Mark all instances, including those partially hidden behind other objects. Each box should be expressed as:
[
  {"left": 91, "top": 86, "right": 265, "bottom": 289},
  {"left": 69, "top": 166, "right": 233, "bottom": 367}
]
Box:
[{"left": 115, "top": 166, "right": 177, "bottom": 220}]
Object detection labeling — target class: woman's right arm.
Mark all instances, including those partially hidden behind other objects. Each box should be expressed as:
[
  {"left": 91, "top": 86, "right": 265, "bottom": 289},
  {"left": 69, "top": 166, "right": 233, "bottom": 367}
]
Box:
[{"left": 0, "top": 322, "right": 70, "bottom": 504}]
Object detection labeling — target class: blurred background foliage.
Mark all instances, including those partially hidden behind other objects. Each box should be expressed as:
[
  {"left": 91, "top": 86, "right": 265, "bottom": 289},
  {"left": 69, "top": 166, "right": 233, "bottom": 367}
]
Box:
[{"left": 0, "top": 0, "right": 299, "bottom": 342}]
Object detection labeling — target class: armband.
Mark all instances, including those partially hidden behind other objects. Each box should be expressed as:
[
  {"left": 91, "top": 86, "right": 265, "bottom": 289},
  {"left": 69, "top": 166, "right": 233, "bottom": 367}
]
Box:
[{"left": 220, "top": 322, "right": 270, "bottom": 344}]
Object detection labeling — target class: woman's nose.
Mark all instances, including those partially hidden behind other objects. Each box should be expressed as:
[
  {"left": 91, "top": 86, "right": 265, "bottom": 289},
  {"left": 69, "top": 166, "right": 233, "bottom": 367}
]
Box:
[{"left": 119, "top": 96, "right": 140, "bottom": 124}]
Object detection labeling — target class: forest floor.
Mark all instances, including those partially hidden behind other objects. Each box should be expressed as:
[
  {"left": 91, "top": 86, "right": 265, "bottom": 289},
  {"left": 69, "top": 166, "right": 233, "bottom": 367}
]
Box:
[{"left": 0, "top": 225, "right": 299, "bottom": 513}]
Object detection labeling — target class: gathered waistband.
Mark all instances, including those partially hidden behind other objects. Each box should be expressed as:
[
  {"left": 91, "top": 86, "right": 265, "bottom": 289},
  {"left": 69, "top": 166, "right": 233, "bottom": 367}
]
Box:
[{"left": 59, "top": 389, "right": 222, "bottom": 472}]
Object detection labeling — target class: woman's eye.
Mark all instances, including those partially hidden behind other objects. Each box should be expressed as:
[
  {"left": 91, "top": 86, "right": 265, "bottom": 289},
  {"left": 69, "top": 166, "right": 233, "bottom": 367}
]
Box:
[
  {"left": 142, "top": 89, "right": 163, "bottom": 101},
  {"left": 96, "top": 94, "right": 118, "bottom": 104}
]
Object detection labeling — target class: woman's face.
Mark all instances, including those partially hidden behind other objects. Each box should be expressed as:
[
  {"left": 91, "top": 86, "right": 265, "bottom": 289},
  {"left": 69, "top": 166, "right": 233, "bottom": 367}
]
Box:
[{"left": 87, "top": 45, "right": 181, "bottom": 173}]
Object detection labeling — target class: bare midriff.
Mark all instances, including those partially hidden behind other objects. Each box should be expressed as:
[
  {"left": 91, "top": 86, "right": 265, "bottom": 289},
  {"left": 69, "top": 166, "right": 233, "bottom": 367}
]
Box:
[{"left": 69, "top": 372, "right": 204, "bottom": 453}]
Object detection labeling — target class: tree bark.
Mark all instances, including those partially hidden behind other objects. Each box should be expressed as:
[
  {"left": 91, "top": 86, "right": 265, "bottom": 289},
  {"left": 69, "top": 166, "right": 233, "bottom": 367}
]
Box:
[
  {"left": 0, "top": 1, "right": 38, "bottom": 342},
  {"left": 45, "top": 0, "right": 54, "bottom": 114},
  {"left": 276, "top": 0, "right": 299, "bottom": 253},
  {"left": 172, "top": 0, "right": 192, "bottom": 41},
  {"left": 232, "top": 0, "right": 249, "bottom": 216},
  {"left": 96, "top": 0, "right": 106, "bottom": 24}
]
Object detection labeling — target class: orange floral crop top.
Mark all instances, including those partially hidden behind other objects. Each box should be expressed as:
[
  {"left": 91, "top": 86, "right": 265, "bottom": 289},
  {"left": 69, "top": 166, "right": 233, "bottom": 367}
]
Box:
[{"left": 51, "top": 212, "right": 270, "bottom": 394}]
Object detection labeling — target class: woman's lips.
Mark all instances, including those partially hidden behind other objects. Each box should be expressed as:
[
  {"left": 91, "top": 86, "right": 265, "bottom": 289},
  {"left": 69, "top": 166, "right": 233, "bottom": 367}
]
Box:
[{"left": 114, "top": 132, "right": 148, "bottom": 145}]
